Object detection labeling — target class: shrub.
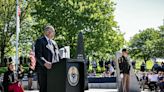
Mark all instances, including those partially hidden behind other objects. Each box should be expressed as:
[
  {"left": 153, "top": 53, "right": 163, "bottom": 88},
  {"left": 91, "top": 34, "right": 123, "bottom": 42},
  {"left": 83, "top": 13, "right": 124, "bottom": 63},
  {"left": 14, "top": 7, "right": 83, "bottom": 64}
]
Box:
[{"left": 0, "top": 67, "right": 7, "bottom": 75}]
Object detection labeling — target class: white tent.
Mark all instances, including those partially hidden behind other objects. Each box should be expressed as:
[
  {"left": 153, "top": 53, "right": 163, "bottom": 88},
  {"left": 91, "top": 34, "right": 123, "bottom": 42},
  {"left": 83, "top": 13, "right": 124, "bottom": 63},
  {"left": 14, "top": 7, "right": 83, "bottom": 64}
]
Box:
[{"left": 156, "top": 58, "right": 164, "bottom": 62}]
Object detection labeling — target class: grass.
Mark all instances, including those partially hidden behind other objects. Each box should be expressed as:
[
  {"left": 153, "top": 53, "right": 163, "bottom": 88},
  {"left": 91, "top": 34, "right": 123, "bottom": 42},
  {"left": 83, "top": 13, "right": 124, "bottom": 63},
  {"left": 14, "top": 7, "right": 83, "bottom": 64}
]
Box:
[
  {"left": 135, "top": 60, "right": 154, "bottom": 70},
  {"left": 88, "top": 60, "right": 156, "bottom": 73},
  {"left": 0, "top": 67, "right": 29, "bottom": 75},
  {"left": 0, "top": 60, "right": 157, "bottom": 75}
]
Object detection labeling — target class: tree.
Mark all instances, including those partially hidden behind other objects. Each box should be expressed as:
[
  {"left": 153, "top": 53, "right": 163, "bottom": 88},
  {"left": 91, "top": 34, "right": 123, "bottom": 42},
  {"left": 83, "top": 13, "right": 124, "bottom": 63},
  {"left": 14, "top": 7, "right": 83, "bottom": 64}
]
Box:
[
  {"left": 153, "top": 25, "right": 164, "bottom": 58},
  {"left": 32, "top": 0, "right": 125, "bottom": 58},
  {"left": 0, "top": 0, "right": 16, "bottom": 65},
  {"left": 0, "top": 0, "right": 35, "bottom": 65},
  {"left": 129, "top": 28, "right": 161, "bottom": 62},
  {"left": 0, "top": 0, "right": 125, "bottom": 65}
]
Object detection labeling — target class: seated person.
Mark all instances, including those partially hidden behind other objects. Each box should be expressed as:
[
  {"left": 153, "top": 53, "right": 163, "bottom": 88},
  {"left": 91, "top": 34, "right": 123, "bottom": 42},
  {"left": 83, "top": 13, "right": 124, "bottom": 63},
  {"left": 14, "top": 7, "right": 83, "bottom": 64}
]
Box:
[
  {"left": 2, "top": 62, "right": 24, "bottom": 92},
  {"left": 103, "top": 64, "right": 115, "bottom": 77},
  {"left": 148, "top": 72, "right": 158, "bottom": 91},
  {"left": 103, "top": 71, "right": 110, "bottom": 77},
  {"left": 158, "top": 71, "right": 164, "bottom": 91},
  {"left": 140, "top": 72, "right": 148, "bottom": 90},
  {"left": 108, "top": 64, "right": 115, "bottom": 76}
]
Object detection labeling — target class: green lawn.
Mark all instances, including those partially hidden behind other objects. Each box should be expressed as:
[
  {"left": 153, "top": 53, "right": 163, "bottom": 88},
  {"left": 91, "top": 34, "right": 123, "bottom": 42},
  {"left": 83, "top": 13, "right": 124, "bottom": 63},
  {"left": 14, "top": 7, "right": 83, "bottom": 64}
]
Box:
[
  {"left": 0, "top": 67, "right": 29, "bottom": 75},
  {"left": 135, "top": 60, "right": 154, "bottom": 70},
  {"left": 88, "top": 60, "right": 155, "bottom": 73}
]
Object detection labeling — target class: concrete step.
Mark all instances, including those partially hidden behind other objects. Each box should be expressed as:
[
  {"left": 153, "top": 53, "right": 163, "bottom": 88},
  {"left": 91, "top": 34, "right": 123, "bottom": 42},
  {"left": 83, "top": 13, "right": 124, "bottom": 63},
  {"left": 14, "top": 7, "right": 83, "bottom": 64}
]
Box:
[
  {"left": 89, "top": 83, "right": 117, "bottom": 89},
  {"left": 25, "top": 89, "right": 157, "bottom": 92}
]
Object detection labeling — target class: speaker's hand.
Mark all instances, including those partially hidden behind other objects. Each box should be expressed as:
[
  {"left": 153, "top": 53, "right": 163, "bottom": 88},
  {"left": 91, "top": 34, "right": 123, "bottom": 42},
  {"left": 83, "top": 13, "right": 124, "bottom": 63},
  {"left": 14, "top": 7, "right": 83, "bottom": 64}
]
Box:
[{"left": 44, "top": 62, "right": 52, "bottom": 69}]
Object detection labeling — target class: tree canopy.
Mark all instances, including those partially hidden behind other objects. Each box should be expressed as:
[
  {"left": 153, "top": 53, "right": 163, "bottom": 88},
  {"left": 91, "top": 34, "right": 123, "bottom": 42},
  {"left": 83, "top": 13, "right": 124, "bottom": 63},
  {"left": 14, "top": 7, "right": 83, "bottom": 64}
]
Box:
[
  {"left": 32, "top": 0, "right": 125, "bottom": 58},
  {"left": 0, "top": 0, "right": 125, "bottom": 65},
  {"left": 0, "top": 0, "right": 36, "bottom": 64},
  {"left": 129, "top": 26, "right": 164, "bottom": 62}
]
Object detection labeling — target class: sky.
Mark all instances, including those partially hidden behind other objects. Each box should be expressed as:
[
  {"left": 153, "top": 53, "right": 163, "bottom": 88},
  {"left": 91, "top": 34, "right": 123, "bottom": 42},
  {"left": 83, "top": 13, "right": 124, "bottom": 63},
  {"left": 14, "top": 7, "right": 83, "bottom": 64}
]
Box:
[{"left": 114, "top": 0, "right": 164, "bottom": 41}]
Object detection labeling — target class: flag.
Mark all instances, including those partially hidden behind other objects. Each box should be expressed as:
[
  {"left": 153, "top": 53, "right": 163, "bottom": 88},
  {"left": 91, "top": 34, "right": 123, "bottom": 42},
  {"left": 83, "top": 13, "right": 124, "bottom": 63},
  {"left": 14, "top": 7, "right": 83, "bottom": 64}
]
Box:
[{"left": 18, "top": 6, "right": 21, "bottom": 16}]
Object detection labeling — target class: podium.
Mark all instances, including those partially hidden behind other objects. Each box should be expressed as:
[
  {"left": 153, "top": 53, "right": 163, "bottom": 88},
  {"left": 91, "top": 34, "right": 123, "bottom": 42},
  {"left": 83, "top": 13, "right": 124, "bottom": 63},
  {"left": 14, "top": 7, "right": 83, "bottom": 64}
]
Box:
[{"left": 47, "top": 59, "right": 84, "bottom": 92}]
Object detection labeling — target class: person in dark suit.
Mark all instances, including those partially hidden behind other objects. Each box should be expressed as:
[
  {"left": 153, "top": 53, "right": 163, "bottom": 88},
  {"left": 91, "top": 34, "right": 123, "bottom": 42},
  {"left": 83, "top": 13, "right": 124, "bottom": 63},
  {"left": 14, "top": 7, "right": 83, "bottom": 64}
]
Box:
[
  {"left": 35, "top": 25, "right": 60, "bottom": 92},
  {"left": 118, "top": 49, "right": 131, "bottom": 92}
]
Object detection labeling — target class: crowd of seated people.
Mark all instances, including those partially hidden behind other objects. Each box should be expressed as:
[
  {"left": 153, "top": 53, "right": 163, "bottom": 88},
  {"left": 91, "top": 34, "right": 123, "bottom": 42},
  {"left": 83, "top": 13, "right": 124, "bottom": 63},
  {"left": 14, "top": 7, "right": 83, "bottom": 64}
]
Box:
[
  {"left": 88, "top": 59, "right": 115, "bottom": 77},
  {"left": 140, "top": 71, "right": 164, "bottom": 91},
  {"left": 139, "top": 62, "right": 164, "bottom": 92}
]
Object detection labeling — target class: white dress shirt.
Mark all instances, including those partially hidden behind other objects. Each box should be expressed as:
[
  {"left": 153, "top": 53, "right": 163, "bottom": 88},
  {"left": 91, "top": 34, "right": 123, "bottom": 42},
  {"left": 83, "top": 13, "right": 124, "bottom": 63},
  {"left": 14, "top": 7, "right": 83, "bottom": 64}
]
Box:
[{"left": 45, "top": 36, "right": 59, "bottom": 63}]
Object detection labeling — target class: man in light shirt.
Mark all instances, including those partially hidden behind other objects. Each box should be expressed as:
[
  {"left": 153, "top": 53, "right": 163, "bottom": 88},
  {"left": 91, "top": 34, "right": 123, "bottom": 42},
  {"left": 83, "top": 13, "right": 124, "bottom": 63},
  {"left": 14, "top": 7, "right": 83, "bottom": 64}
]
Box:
[
  {"left": 148, "top": 72, "right": 158, "bottom": 91},
  {"left": 108, "top": 64, "right": 115, "bottom": 76}
]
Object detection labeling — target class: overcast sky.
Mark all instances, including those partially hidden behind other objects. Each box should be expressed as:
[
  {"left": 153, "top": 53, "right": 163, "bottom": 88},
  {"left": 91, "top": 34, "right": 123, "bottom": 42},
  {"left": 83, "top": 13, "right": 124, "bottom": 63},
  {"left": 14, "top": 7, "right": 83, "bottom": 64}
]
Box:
[{"left": 114, "top": 0, "right": 164, "bottom": 41}]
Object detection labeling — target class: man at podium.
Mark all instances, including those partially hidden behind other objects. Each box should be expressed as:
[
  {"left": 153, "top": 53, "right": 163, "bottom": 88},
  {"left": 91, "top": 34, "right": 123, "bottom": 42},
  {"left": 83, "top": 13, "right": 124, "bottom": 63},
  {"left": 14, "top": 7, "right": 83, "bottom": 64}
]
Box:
[{"left": 35, "top": 25, "right": 60, "bottom": 92}]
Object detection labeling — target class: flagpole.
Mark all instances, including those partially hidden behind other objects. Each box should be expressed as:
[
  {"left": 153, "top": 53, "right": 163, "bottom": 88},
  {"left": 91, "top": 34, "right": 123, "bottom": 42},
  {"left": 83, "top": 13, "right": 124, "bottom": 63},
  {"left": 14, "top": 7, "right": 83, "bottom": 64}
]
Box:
[{"left": 16, "top": 0, "right": 20, "bottom": 71}]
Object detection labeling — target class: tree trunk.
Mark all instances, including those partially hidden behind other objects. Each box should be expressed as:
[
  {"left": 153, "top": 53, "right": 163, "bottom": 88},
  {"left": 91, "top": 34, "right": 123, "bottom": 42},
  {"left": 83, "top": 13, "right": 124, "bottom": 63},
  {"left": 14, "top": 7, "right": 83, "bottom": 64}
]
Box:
[
  {"left": 144, "top": 57, "right": 147, "bottom": 64},
  {"left": 0, "top": 48, "right": 5, "bottom": 66},
  {"left": 0, "top": 35, "right": 6, "bottom": 66},
  {"left": 0, "top": 27, "right": 6, "bottom": 66}
]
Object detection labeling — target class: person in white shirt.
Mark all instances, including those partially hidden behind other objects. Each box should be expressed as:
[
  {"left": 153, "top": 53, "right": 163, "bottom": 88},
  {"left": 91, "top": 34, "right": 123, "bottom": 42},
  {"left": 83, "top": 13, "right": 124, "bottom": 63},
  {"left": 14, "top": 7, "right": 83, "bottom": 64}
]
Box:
[
  {"left": 108, "top": 64, "right": 115, "bottom": 76},
  {"left": 102, "top": 64, "right": 115, "bottom": 77},
  {"left": 148, "top": 72, "right": 158, "bottom": 91}
]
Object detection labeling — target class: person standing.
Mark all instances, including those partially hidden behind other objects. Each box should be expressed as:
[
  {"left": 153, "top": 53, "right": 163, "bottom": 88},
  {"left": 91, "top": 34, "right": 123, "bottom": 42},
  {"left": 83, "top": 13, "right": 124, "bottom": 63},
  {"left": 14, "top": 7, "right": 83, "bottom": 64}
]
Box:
[
  {"left": 118, "top": 49, "right": 131, "bottom": 92},
  {"left": 140, "top": 62, "right": 146, "bottom": 72},
  {"left": 131, "top": 60, "right": 136, "bottom": 69},
  {"left": 35, "top": 25, "right": 60, "bottom": 92},
  {"left": 92, "top": 59, "right": 97, "bottom": 76},
  {"left": 86, "top": 57, "right": 90, "bottom": 70},
  {"left": 17, "top": 64, "right": 24, "bottom": 84},
  {"left": 105, "top": 60, "right": 110, "bottom": 71},
  {"left": 28, "top": 50, "right": 36, "bottom": 90},
  {"left": 99, "top": 58, "right": 104, "bottom": 72},
  {"left": 152, "top": 62, "right": 160, "bottom": 73}
]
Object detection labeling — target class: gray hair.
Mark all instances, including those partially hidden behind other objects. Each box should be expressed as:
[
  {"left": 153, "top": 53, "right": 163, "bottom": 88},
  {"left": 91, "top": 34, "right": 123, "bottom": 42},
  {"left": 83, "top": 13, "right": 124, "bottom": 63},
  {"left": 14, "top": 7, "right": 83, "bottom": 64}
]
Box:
[{"left": 44, "top": 25, "right": 55, "bottom": 32}]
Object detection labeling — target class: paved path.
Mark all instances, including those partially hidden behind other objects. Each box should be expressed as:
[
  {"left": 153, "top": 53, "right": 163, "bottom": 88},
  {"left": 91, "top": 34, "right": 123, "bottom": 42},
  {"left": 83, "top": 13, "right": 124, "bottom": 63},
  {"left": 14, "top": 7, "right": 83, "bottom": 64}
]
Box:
[
  {"left": 25, "top": 89, "right": 118, "bottom": 92},
  {"left": 129, "top": 68, "right": 141, "bottom": 92},
  {"left": 25, "top": 89, "right": 154, "bottom": 92}
]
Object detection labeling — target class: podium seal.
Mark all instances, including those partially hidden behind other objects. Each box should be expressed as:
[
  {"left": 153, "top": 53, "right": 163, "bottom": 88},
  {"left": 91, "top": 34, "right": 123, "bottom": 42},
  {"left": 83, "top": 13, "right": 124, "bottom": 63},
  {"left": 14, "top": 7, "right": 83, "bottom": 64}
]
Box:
[{"left": 68, "top": 66, "right": 79, "bottom": 86}]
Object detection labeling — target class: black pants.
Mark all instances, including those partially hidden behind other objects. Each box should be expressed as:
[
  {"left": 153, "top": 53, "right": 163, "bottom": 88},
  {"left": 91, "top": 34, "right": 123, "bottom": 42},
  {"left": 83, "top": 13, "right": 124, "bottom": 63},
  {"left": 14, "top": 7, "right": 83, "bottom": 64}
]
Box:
[
  {"left": 37, "top": 69, "right": 47, "bottom": 92},
  {"left": 148, "top": 81, "right": 157, "bottom": 91}
]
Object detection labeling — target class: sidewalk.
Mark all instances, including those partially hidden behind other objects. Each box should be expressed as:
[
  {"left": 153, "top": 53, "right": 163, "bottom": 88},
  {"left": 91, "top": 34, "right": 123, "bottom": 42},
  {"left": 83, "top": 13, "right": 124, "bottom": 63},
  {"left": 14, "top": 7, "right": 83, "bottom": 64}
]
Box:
[
  {"left": 25, "top": 89, "right": 152, "bottom": 92},
  {"left": 25, "top": 89, "right": 118, "bottom": 92}
]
